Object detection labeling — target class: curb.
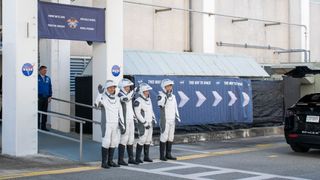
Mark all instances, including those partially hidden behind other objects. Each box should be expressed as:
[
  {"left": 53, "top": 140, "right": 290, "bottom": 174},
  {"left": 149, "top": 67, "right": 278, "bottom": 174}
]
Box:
[{"left": 152, "top": 126, "right": 284, "bottom": 145}]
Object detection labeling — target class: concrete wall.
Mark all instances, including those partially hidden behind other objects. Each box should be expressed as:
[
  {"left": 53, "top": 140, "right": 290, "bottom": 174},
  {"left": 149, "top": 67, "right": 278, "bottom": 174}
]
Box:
[
  {"left": 68, "top": 0, "right": 320, "bottom": 64},
  {"left": 124, "top": 0, "right": 190, "bottom": 52},
  {"left": 70, "top": 0, "right": 190, "bottom": 56},
  {"left": 310, "top": 2, "right": 320, "bottom": 62},
  {"left": 213, "top": 0, "right": 290, "bottom": 63},
  {"left": 301, "top": 75, "right": 320, "bottom": 97},
  {"left": 70, "top": 0, "right": 93, "bottom": 56}
]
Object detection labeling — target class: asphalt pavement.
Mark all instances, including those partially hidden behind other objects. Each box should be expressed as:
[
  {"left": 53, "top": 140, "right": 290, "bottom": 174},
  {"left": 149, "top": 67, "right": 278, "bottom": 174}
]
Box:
[{"left": 1, "top": 135, "right": 319, "bottom": 180}]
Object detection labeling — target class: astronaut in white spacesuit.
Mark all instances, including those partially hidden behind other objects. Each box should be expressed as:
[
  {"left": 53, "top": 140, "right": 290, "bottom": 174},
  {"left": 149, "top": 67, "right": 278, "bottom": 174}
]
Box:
[
  {"left": 157, "top": 79, "right": 181, "bottom": 161},
  {"left": 134, "top": 83, "right": 156, "bottom": 163},
  {"left": 94, "top": 80, "right": 125, "bottom": 169},
  {"left": 117, "top": 78, "right": 139, "bottom": 165}
]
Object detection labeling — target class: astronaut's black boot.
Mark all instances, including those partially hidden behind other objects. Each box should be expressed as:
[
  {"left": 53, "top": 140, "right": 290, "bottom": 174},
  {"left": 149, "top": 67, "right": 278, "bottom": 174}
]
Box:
[
  {"left": 108, "top": 148, "right": 120, "bottom": 167},
  {"left": 136, "top": 144, "right": 144, "bottom": 164},
  {"left": 101, "top": 147, "right": 110, "bottom": 169},
  {"left": 166, "top": 141, "right": 177, "bottom": 160},
  {"left": 118, "top": 144, "right": 128, "bottom": 166},
  {"left": 127, "top": 145, "right": 139, "bottom": 165},
  {"left": 160, "top": 142, "right": 167, "bottom": 161},
  {"left": 143, "top": 144, "right": 153, "bottom": 162}
]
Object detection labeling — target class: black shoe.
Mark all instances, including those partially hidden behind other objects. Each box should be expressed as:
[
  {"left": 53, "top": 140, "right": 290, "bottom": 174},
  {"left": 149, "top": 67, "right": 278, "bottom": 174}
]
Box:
[
  {"left": 127, "top": 145, "right": 139, "bottom": 165},
  {"left": 166, "top": 141, "right": 177, "bottom": 160},
  {"left": 118, "top": 144, "right": 128, "bottom": 166},
  {"left": 108, "top": 148, "right": 120, "bottom": 167},
  {"left": 160, "top": 142, "right": 167, "bottom": 161},
  {"left": 136, "top": 144, "right": 144, "bottom": 164},
  {"left": 143, "top": 144, "right": 153, "bottom": 162},
  {"left": 101, "top": 147, "right": 110, "bottom": 169}
]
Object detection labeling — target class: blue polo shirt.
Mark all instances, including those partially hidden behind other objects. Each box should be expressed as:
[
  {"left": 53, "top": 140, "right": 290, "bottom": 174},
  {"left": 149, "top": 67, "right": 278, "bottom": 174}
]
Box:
[{"left": 38, "top": 74, "right": 52, "bottom": 97}]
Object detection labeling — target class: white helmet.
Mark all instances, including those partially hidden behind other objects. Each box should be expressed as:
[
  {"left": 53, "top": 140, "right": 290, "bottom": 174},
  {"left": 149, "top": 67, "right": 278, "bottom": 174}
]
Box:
[
  {"left": 161, "top": 79, "right": 174, "bottom": 92},
  {"left": 104, "top": 80, "right": 117, "bottom": 89},
  {"left": 139, "top": 83, "right": 153, "bottom": 96},
  {"left": 119, "top": 78, "right": 134, "bottom": 93}
]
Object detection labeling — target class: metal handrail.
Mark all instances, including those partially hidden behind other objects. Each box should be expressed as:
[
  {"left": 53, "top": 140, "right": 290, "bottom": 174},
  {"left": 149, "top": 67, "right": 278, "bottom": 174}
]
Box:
[
  {"left": 51, "top": 97, "right": 98, "bottom": 110},
  {"left": 38, "top": 110, "right": 85, "bottom": 161},
  {"left": 41, "top": 97, "right": 103, "bottom": 161},
  {"left": 47, "top": 110, "right": 101, "bottom": 125},
  {"left": 39, "top": 110, "right": 85, "bottom": 123}
]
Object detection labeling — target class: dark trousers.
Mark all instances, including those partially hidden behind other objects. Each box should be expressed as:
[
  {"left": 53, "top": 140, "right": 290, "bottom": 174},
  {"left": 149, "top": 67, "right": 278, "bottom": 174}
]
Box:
[{"left": 38, "top": 97, "right": 49, "bottom": 129}]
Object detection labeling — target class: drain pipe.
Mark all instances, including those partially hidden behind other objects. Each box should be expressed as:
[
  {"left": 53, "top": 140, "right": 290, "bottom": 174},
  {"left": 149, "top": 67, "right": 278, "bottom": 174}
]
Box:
[
  {"left": 187, "top": 0, "right": 192, "bottom": 52},
  {"left": 216, "top": 41, "right": 310, "bottom": 62},
  {"left": 274, "top": 49, "right": 310, "bottom": 62},
  {"left": 216, "top": 41, "right": 285, "bottom": 50}
]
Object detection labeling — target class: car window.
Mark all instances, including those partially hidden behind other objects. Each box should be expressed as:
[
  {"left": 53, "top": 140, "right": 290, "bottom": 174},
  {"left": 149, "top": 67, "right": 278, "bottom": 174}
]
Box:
[{"left": 298, "top": 94, "right": 320, "bottom": 103}]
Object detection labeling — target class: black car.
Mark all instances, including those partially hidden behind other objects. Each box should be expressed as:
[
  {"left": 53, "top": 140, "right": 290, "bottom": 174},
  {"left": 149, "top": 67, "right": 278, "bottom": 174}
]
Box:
[{"left": 285, "top": 93, "right": 320, "bottom": 152}]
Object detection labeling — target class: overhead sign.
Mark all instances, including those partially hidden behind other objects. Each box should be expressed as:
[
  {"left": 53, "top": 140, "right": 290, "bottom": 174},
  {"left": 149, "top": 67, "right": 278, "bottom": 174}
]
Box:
[
  {"left": 134, "top": 76, "right": 253, "bottom": 126},
  {"left": 38, "top": 1, "right": 105, "bottom": 42}
]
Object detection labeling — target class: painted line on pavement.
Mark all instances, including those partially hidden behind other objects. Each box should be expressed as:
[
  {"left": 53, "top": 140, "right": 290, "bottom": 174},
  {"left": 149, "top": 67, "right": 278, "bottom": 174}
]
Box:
[
  {"left": 121, "top": 160, "right": 309, "bottom": 180},
  {"left": 176, "top": 143, "right": 286, "bottom": 160},
  {"left": 0, "top": 166, "right": 101, "bottom": 180}
]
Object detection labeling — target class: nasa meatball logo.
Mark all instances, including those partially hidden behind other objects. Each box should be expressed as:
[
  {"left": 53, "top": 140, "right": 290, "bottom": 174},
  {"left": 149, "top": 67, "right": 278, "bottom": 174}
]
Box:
[
  {"left": 22, "top": 63, "right": 34, "bottom": 77},
  {"left": 111, "top": 65, "right": 121, "bottom": 77}
]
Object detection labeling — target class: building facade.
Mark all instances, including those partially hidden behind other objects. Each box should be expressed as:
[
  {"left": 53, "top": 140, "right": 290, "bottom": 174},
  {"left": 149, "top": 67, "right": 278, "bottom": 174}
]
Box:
[{"left": 69, "top": 0, "right": 320, "bottom": 64}]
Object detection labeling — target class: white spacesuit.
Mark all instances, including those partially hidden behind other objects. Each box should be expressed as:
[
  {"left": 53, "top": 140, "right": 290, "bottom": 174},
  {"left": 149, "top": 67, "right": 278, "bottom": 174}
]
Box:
[
  {"left": 94, "top": 80, "right": 125, "bottom": 169},
  {"left": 117, "top": 78, "right": 139, "bottom": 165},
  {"left": 134, "top": 83, "right": 156, "bottom": 163},
  {"left": 158, "top": 79, "right": 181, "bottom": 161}
]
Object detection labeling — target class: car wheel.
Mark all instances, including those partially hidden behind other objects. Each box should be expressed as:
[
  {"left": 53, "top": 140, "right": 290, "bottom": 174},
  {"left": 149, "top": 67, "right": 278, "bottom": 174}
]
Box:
[{"left": 290, "top": 144, "right": 310, "bottom": 153}]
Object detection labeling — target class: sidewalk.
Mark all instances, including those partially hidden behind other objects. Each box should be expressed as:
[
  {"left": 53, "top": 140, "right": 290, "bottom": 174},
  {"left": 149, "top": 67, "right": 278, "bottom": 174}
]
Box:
[{"left": 0, "top": 154, "right": 83, "bottom": 178}]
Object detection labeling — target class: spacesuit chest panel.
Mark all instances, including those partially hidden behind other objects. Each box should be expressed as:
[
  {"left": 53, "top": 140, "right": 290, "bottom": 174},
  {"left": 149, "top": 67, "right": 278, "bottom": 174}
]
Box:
[
  {"left": 164, "top": 95, "right": 177, "bottom": 120},
  {"left": 139, "top": 98, "right": 153, "bottom": 123},
  {"left": 101, "top": 94, "right": 120, "bottom": 123}
]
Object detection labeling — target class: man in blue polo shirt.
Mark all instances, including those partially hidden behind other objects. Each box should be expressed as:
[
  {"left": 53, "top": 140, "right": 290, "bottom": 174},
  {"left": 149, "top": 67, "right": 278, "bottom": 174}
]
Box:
[{"left": 38, "top": 66, "right": 52, "bottom": 131}]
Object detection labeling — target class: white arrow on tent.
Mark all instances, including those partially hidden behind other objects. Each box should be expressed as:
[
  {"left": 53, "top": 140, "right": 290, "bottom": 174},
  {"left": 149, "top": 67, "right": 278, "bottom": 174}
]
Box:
[
  {"left": 228, "top": 91, "right": 237, "bottom": 106},
  {"left": 177, "top": 91, "right": 190, "bottom": 108},
  {"left": 195, "top": 91, "right": 206, "bottom": 107},
  {"left": 242, "top": 92, "right": 250, "bottom": 107},
  {"left": 212, "top": 91, "right": 222, "bottom": 106}
]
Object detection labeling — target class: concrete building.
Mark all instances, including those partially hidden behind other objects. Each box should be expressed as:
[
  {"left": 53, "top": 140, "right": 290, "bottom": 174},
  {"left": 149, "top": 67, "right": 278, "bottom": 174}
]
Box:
[
  {"left": 1, "top": 0, "right": 124, "bottom": 156},
  {"left": 70, "top": 0, "right": 320, "bottom": 64},
  {"left": 2, "top": 0, "right": 320, "bottom": 157}
]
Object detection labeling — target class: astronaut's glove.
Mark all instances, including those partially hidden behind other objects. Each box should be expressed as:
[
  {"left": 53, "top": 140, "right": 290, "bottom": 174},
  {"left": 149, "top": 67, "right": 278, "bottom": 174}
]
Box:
[
  {"left": 94, "top": 102, "right": 101, "bottom": 109},
  {"left": 133, "top": 87, "right": 138, "bottom": 93},
  {"left": 119, "top": 122, "right": 126, "bottom": 134},
  {"left": 98, "top": 84, "right": 104, "bottom": 94},
  {"left": 144, "top": 123, "right": 150, "bottom": 129}
]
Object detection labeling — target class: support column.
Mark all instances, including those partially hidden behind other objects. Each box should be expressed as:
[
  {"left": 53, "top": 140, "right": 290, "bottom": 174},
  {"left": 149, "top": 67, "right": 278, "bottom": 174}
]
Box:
[
  {"left": 39, "top": 39, "right": 71, "bottom": 132},
  {"left": 289, "top": 0, "right": 310, "bottom": 62},
  {"left": 92, "top": 0, "right": 123, "bottom": 142},
  {"left": 39, "top": 0, "right": 71, "bottom": 133},
  {"left": 2, "top": 0, "right": 38, "bottom": 155},
  {"left": 191, "top": 0, "right": 215, "bottom": 53}
]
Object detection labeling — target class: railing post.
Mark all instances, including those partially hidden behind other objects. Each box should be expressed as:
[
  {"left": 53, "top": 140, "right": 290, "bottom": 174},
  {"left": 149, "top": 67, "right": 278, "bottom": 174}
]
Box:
[{"left": 80, "top": 123, "right": 83, "bottom": 162}]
